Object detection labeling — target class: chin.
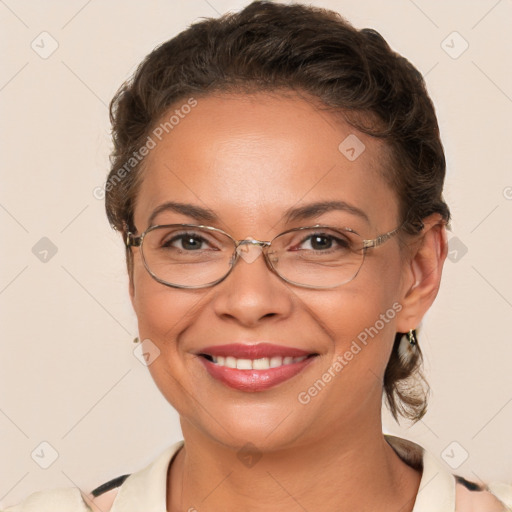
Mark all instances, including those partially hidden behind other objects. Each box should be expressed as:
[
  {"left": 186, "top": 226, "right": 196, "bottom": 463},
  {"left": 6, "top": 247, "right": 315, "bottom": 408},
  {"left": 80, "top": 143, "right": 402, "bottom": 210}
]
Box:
[{"left": 199, "top": 408, "right": 309, "bottom": 453}]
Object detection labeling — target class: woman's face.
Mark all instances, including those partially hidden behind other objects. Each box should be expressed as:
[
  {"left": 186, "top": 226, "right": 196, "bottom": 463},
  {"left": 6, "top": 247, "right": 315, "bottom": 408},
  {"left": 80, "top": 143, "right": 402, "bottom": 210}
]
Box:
[{"left": 130, "top": 92, "right": 414, "bottom": 450}]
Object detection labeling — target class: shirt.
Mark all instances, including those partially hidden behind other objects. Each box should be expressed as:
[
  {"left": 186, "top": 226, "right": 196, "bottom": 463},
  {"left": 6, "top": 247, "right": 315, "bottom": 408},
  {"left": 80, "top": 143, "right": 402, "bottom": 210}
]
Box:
[{"left": 2, "top": 435, "right": 510, "bottom": 511}]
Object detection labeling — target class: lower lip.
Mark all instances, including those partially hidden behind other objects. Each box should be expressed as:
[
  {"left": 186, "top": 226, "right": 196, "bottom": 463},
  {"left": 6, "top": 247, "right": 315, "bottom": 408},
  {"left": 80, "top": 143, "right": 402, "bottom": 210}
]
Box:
[{"left": 198, "top": 356, "right": 317, "bottom": 392}]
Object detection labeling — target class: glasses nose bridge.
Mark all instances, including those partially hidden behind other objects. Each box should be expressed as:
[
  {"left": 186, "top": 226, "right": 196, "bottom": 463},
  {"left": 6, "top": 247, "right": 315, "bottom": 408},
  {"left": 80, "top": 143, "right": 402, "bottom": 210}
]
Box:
[
  {"left": 234, "top": 238, "right": 272, "bottom": 249},
  {"left": 233, "top": 238, "right": 273, "bottom": 262},
  {"left": 230, "top": 237, "right": 275, "bottom": 270}
]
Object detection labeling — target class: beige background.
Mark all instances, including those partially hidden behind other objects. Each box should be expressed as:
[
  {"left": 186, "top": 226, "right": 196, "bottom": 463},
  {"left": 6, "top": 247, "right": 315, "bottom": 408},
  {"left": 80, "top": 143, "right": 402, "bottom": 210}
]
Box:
[{"left": 1, "top": 0, "right": 511, "bottom": 507}]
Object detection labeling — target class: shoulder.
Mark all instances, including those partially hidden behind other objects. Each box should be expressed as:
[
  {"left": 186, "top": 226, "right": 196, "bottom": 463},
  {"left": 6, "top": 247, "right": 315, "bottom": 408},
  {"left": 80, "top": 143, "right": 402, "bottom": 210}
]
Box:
[
  {"left": 2, "top": 441, "right": 184, "bottom": 512},
  {"left": 455, "top": 476, "right": 511, "bottom": 512},
  {"left": 0, "top": 475, "right": 130, "bottom": 512},
  {"left": 85, "top": 474, "right": 131, "bottom": 512},
  {"left": 1, "top": 487, "right": 93, "bottom": 512},
  {"left": 384, "top": 434, "right": 511, "bottom": 512}
]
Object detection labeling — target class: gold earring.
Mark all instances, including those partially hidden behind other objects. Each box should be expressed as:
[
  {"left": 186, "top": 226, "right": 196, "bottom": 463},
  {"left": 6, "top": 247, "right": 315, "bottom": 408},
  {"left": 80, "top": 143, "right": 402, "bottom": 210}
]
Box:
[
  {"left": 398, "top": 329, "right": 417, "bottom": 365},
  {"left": 133, "top": 337, "right": 140, "bottom": 343}
]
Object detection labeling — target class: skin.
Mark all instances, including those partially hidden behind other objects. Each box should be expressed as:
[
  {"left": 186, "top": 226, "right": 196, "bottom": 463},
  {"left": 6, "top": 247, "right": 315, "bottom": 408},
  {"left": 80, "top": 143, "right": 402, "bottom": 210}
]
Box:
[{"left": 128, "top": 91, "right": 448, "bottom": 512}]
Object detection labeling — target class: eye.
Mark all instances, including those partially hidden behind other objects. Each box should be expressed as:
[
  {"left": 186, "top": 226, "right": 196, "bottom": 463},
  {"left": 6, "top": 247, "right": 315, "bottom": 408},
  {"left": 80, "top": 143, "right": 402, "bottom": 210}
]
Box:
[
  {"left": 301, "top": 233, "right": 347, "bottom": 250},
  {"left": 295, "top": 231, "right": 353, "bottom": 252},
  {"left": 160, "top": 230, "right": 217, "bottom": 251}
]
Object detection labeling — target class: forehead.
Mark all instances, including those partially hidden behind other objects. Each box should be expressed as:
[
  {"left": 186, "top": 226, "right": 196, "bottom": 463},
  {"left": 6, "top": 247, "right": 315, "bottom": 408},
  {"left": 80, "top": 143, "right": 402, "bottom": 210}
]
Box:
[{"left": 134, "top": 92, "right": 398, "bottom": 235}]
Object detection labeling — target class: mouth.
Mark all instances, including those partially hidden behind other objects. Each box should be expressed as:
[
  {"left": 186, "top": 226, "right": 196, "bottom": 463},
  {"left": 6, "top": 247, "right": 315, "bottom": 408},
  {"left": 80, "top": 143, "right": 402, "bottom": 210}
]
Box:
[
  {"left": 195, "top": 343, "right": 319, "bottom": 391},
  {"left": 199, "top": 353, "right": 317, "bottom": 370}
]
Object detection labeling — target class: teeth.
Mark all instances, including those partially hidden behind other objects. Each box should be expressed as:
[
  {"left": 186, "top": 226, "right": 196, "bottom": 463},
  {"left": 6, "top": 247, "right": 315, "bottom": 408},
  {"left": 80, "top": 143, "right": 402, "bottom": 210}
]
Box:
[
  {"left": 225, "top": 356, "right": 237, "bottom": 368},
  {"left": 270, "top": 356, "right": 282, "bottom": 368},
  {"left": 236, "top": 358, "right": 253, "bottom": 370},
  {"left": 209, "top": 354, "right": 308, "bottom": 369},
  {"left": 253, "top": 357, "right": 270, "bottom": 369}
]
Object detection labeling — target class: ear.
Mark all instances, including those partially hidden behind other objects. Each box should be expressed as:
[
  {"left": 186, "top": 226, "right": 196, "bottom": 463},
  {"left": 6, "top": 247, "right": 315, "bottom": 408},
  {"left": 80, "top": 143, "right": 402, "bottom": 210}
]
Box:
[{"left": 395, "top": 213, "right": 449, "bottom": 332}]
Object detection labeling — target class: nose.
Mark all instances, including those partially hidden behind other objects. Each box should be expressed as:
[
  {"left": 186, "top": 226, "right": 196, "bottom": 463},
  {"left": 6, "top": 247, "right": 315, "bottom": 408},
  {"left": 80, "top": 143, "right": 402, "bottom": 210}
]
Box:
[
  {"left": 211, "top": 241, "right": 293, "bottom": 327},
  {"left": 231, "top": 239, "right": 271, "bottom": 265}
]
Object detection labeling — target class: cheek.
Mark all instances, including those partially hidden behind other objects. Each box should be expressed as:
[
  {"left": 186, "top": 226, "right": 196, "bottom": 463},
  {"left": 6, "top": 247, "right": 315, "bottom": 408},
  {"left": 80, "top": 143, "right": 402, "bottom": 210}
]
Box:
[
  {"left": 131, "top": 251, "right": 189, "bottom": 339},
  {"left": 133, "top": 270, "right": 204, "bottom": 344},
  {"left": 313, "top": 251, "right": 401, "bottom": 327},
  {"left": 131, "top": 269, "right": 210, "bottom": 409},
  {"left": 312, "top": 254, "right": 403, "bottom": 371}
]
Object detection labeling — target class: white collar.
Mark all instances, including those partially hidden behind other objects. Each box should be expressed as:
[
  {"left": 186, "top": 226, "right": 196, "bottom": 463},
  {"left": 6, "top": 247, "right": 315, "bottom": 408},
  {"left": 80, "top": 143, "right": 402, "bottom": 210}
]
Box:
[
  {"left": 109, "top": 440, "right": 181, "bottom": 512},
  {"left": 109, "top": 435, "right": 457, "bottom": 512},
  {"left": 385, "top": 435, "right": 456, "bottom": 511}
]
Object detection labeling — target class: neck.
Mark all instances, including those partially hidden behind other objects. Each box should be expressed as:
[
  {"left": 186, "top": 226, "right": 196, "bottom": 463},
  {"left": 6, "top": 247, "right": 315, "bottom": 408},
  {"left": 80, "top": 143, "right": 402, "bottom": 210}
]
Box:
[{"left": 167, "top": 421, "right": 421, "bottom": 512}]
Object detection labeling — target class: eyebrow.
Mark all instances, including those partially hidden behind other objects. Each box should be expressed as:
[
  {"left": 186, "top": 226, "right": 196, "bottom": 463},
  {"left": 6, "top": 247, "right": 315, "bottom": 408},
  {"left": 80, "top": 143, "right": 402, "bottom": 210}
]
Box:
[
  {"left": 147, "top": 200, "right": 369, "bottom": 228},
  {"left": 283, "top": 200, "right": 370, "bottom": 225},
  {"left": 147, "top": 201, "right": 219, "bottom": 227}
]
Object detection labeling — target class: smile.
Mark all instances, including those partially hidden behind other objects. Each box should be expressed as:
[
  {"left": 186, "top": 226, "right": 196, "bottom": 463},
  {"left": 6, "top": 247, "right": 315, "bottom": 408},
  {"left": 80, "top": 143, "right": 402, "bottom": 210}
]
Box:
[
  {"left": 201, "top": 354, "right": 311, "bottom": 370},
  {"left": 196, "top": 343, "right": 319, "bottom": 391}
]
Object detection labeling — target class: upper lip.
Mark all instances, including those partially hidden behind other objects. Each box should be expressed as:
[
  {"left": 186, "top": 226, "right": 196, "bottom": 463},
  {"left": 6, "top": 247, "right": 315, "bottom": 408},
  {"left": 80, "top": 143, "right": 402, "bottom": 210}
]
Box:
[{"left": 197, "top": 343, "right": 316, "bottom": 359}]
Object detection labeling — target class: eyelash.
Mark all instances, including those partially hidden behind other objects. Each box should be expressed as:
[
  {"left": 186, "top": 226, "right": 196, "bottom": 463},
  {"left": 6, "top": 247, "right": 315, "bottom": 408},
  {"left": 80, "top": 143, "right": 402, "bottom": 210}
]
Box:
[
  {"left": 294, "top": 233, "right": 351, "bottom": 251},
  {"left": 162, "top": 232, "right": 213, "bottom": 249},
  {"left": 160, "top": 231, "right": 353, "bottom": 252}
]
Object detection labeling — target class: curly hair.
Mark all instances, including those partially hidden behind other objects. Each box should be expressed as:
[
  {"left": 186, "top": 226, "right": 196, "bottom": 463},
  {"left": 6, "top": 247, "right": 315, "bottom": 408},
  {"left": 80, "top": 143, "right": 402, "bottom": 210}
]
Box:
[{"left": 105, "top": 0, "right": 451, "bottom": 423}]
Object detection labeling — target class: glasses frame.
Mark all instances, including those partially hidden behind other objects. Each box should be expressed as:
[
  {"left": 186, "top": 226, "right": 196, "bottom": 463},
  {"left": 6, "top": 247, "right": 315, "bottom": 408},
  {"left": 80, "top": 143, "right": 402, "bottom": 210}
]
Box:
[{"left": 125, "top": 221, "right": 407, "bottom": 290}]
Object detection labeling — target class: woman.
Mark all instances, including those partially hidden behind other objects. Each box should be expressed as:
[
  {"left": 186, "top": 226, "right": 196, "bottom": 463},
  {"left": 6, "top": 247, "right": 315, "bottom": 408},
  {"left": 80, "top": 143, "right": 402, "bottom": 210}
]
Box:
[{"left": 3, "top": 1, "right": 509, "bottom": 511}]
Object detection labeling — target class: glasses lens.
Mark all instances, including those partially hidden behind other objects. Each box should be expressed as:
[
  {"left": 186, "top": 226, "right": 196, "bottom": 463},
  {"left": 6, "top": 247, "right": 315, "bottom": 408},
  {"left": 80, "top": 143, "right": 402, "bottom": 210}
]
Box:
[
  {"left": 270, "top": 227, "right": 365, "bottom": 288},
  {"left": 140, "top": 225, "right": 365, "bottom": 289},
  {"left": 141, "top": 225, "right": 234, "bottom": 287}
]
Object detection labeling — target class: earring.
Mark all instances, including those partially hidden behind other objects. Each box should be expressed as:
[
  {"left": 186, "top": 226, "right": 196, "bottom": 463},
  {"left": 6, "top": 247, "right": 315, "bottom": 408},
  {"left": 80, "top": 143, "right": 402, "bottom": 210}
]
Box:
[
  {"left": 398, "top": 329, "right": 417, "bottom": 365},
  {"left": 133, "top": 337, "right": 140, "bottom": 343}
]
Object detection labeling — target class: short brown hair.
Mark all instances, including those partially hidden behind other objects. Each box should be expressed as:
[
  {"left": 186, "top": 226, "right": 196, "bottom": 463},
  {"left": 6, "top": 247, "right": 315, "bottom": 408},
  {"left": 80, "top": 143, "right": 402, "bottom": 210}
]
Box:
[{"left": 106, "top": 0, "right": 451, "bottom": 423}]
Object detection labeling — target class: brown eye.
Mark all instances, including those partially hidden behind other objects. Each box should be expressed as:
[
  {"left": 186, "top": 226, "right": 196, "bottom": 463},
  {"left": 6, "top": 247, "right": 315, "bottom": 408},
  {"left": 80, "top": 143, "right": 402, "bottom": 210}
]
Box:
[
  {"left": 299, "top": 233, "right": 350, "bottom": 251},
  {"left": 162, "top": 232, "right": 211, "bottom": 251}
]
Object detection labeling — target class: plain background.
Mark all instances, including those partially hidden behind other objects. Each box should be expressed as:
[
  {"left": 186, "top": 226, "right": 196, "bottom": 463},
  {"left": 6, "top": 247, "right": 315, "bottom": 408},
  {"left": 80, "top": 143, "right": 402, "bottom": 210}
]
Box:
[{"left": 1, "top": 0, "right": 511, "bottom": 507}]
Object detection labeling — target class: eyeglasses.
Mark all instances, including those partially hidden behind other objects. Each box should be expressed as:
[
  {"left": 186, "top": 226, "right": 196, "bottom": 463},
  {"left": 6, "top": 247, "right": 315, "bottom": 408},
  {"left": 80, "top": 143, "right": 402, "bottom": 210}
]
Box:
[{"left": 125, "top": 222, "right": 405, "bottom": 289}]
